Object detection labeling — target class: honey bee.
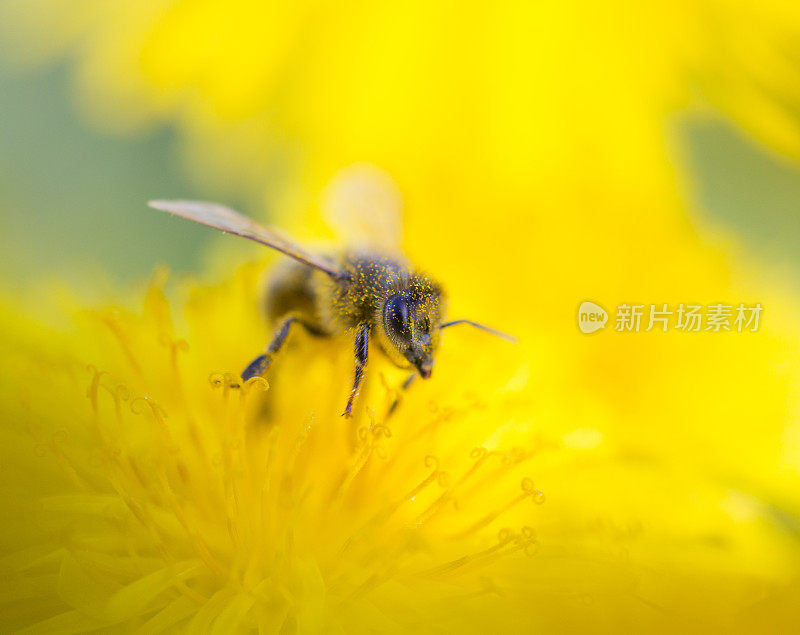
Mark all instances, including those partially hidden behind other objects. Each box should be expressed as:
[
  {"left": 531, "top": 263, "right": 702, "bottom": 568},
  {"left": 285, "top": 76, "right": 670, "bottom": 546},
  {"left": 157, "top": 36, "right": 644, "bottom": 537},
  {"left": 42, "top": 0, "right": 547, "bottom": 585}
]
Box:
[{"left": 150, "top": 167, "right": 514, "bottom": 417}]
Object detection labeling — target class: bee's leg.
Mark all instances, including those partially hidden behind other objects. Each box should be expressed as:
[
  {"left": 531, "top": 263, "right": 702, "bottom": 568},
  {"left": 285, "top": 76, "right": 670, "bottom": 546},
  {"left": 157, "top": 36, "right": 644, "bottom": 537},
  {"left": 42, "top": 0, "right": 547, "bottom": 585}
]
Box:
[
  {"left": 387, "top": 372, "right": 417, "bottom": 418},
  {"left": 241, "top": 316, "right": 298, "bottom": 381},
  {"left": 342, "top": 323, "right": 370, "bottom": 418}
]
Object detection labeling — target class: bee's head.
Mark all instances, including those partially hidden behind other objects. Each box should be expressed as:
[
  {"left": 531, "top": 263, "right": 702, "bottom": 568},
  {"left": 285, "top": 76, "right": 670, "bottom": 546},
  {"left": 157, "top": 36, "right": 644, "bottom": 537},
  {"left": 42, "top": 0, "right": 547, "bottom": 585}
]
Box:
[{"left": 380, "top": 278, "right": 444, "bottom": 378}]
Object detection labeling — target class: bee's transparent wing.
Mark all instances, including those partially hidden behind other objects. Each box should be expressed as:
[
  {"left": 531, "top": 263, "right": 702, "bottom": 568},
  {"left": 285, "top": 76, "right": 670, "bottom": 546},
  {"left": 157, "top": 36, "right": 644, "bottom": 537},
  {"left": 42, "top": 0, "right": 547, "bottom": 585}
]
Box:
[
  {"left": 322, "top": 163, "right": 403, "bottom": 252},
  {"left": 149, "top": 199, "right": 340, "bottom": 278}
]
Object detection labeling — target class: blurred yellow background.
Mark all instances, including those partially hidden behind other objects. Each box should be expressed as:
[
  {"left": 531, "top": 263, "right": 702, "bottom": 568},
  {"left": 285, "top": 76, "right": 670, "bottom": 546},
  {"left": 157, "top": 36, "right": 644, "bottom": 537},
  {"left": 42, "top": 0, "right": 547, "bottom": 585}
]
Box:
[{"left": 2, "top": 1, "right": 800, "bottom": 632}]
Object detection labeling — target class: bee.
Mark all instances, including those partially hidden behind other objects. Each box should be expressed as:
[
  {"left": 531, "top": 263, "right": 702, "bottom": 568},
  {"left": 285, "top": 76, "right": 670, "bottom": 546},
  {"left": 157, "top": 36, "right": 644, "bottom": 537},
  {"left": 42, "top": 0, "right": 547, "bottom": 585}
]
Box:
[{"left": 150, "top": 167, "right": 514, "bottom": 417}]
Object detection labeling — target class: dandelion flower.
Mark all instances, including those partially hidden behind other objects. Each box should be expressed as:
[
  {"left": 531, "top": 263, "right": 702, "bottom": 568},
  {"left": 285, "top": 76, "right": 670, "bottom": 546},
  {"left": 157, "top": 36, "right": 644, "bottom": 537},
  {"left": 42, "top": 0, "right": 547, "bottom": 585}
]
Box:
[
  {"left": 1, "top": 255, "right": 799, "bottom": 633},
  {"left": 2, "top": 2, "right": 800, "bottom": 631},
  {"left": 1, "top": 265, "right": 550, "bottom": 632}
]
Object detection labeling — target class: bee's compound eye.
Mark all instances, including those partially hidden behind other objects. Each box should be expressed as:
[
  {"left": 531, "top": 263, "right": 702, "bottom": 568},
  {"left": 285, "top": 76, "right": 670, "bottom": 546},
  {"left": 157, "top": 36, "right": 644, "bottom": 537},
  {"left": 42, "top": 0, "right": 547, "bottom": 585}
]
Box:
[{"left": 385, "top": 294, "right": 411, "bottom": 338}]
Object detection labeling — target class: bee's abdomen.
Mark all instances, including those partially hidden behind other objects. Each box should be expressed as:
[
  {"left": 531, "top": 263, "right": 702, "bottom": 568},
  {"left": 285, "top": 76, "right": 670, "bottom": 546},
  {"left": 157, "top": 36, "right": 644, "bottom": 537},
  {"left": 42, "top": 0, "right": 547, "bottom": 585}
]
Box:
[{"left": 263, "top": 260, "right": 330, "bottom": 335}]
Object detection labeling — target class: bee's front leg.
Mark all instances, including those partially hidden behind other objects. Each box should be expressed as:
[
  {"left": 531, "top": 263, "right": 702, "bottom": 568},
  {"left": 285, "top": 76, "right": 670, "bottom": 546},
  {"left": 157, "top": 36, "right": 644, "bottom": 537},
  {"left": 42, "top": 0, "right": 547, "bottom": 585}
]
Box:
[
  {"left": 343, "top": 323, "right": 370, "bottom": 418},
  {"left": 241, "top": 316, "right": 298, "bottom": 380},
  {"left": 387, "top": 372, "right": 417, "bottom": 418}
]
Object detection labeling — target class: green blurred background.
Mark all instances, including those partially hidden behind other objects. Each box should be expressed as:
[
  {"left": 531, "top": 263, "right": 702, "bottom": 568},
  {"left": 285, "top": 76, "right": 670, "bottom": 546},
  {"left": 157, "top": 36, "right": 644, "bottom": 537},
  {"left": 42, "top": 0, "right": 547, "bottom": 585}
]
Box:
[{"left": 2, "top": 61, "right": 800, "bottom": 289}]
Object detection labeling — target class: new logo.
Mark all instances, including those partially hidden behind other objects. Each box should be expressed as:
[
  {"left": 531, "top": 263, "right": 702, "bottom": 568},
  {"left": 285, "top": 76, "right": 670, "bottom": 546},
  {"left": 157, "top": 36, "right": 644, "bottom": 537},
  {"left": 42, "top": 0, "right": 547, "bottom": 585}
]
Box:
[{"left": 578, "top": 301, "right": 608, "bottom": 334}]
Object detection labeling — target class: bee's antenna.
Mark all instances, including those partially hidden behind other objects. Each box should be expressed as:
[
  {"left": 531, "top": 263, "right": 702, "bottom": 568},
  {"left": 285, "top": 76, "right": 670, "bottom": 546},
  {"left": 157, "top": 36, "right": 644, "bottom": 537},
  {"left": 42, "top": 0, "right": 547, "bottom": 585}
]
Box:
[{"left": 439, "top": 320, "right": 517, "bottom": 343}]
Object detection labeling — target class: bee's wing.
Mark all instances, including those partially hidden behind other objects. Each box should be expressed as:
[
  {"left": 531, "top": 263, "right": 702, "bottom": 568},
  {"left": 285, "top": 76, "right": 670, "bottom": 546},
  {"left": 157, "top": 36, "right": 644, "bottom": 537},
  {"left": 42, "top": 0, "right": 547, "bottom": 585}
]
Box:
[
  {"left": 149, "top": 199, "right": 341, "bottom": 278},
  {"left": 322, "top": 164, "right": 403, "bottom": 252}
]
